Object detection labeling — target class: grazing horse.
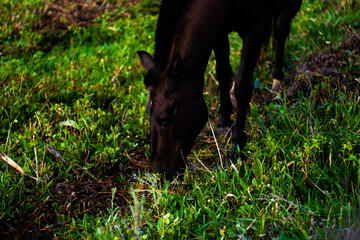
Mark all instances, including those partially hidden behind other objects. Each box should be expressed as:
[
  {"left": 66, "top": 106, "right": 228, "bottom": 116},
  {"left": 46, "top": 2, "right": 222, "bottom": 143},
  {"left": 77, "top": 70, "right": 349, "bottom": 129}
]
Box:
[{"left": 138, "top": 0, "right": 302, "bottom": 178}]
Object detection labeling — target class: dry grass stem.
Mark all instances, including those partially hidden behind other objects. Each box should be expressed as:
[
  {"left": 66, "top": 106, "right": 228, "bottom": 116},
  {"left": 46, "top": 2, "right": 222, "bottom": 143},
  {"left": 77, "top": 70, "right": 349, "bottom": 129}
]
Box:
[
  {"left": 208, "top": 118, "right": 223, "bottom": 169},
  {"left": 0, "top": 153, "right": 24, "bottom": 175}
]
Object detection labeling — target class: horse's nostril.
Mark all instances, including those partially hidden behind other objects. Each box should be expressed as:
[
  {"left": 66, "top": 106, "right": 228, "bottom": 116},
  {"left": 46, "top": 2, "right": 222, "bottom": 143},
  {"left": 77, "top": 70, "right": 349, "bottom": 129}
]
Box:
[{"left": 156, "top": 115, "right": 173, "bottom": 126}]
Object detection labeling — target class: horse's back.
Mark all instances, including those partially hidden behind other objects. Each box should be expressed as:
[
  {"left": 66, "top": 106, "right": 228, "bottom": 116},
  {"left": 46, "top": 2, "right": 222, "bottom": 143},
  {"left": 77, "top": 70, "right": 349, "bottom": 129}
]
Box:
[{"left": 222, "top": 0, "right": 301, "bottom": 35}]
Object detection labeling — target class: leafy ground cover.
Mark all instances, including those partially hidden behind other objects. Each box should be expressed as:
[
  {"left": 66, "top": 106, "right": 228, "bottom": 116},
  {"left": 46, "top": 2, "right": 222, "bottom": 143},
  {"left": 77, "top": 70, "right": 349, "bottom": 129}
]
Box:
[{"left": 0, "top": 0, "right": 359, "bottom": 239}]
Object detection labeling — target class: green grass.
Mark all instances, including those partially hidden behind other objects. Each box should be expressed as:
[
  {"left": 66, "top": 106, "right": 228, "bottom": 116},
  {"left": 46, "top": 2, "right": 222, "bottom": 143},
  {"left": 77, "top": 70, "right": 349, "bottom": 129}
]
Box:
[{"left": 1, "top": 0, "right": 360, "bottom": 239}]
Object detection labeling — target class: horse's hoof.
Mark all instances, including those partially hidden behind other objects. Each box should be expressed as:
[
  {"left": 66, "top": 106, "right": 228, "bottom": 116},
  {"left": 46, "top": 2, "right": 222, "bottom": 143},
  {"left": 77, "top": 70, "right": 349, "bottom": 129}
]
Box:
[
  {"left": 226, "top": 144, "right": 248, "bottom": 162},
  {"left": 271, "top": 79, "right": 283, "bottom": 93},
  {"left": 213, "top": 120, "right": 232, "bottom": 137},
  {"left": 216, "top": 117, "right": 233, "bottom": 128},
  {"left": 226, "top": 150, "right": 241, "bottom": 162}
]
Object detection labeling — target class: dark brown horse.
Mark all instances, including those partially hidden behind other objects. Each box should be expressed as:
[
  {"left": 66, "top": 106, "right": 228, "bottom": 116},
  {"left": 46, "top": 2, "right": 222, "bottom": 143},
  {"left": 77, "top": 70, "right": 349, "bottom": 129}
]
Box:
[{"left": 138, "top": 0, "right": 302, "bottom": 178}]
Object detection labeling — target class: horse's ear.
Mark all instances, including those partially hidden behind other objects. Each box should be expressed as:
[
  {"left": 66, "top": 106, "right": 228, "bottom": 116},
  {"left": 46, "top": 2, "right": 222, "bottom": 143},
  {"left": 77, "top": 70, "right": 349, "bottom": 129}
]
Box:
[
  {"left": 137, "top": 51, "right": 155, "bottom": 72},
  {"left": 171, "top": 53, "right": 183, "bottom": 76}
]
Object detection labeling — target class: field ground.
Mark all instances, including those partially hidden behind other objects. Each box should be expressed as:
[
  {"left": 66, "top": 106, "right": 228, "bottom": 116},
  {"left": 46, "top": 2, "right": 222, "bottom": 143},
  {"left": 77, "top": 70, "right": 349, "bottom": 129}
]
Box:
[{"left": 1, "top": 0, "right": 360, "bottom": 239}]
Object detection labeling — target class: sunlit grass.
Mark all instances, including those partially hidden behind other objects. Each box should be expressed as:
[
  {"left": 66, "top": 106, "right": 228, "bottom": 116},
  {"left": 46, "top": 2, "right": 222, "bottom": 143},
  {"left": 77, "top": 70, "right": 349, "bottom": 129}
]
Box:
[{"left": 0, "top": 0, "right": 359, "bottom": 239}]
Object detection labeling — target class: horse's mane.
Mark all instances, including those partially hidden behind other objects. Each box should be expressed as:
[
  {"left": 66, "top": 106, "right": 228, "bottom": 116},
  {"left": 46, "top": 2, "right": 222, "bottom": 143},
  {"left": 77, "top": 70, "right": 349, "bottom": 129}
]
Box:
[{"left": 153, "top": 0, "right": 187, "bottom": 69}]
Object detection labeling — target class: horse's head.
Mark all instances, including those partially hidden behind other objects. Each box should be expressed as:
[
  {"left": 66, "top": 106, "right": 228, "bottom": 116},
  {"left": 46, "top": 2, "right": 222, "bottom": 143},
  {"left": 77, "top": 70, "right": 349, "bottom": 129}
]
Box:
[{"left": 137, "top": 51, "right": 208, "bottom": 179}]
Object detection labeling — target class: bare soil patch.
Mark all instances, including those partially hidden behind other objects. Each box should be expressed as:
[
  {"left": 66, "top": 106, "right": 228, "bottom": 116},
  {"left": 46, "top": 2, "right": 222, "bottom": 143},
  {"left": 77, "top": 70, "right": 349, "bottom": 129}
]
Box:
[
  {"left": 2, "top": 147, "right": 149, "bottom": 239},
  {"left": 36, "top": 0, "right": 115, "bottom": 33},
  {"left": 254, "top": 26, "right": 360, "bottom": 106}
]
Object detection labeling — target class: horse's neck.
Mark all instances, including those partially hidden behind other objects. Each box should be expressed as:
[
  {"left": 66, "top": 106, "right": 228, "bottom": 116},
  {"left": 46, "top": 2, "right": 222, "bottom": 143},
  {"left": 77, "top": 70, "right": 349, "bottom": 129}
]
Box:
[{"left": 168, "top": 0, "right": 228, "bottom": 75}]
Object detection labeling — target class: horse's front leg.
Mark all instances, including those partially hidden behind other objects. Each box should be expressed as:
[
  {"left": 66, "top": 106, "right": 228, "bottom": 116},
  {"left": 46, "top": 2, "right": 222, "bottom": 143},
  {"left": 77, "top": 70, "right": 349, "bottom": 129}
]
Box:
[
  {"left": 232, "top": 27, "right": 269, "bottom": 158},
  {"left": 214, "top": 34, "right": 233, "bottom": 128}
]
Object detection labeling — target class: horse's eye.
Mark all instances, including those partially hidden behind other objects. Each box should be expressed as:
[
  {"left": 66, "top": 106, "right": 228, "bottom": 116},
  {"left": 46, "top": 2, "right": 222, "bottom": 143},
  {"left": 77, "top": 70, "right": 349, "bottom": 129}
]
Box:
[{"left": 156, "top": 115, "right": 173, "bottom": 126}]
